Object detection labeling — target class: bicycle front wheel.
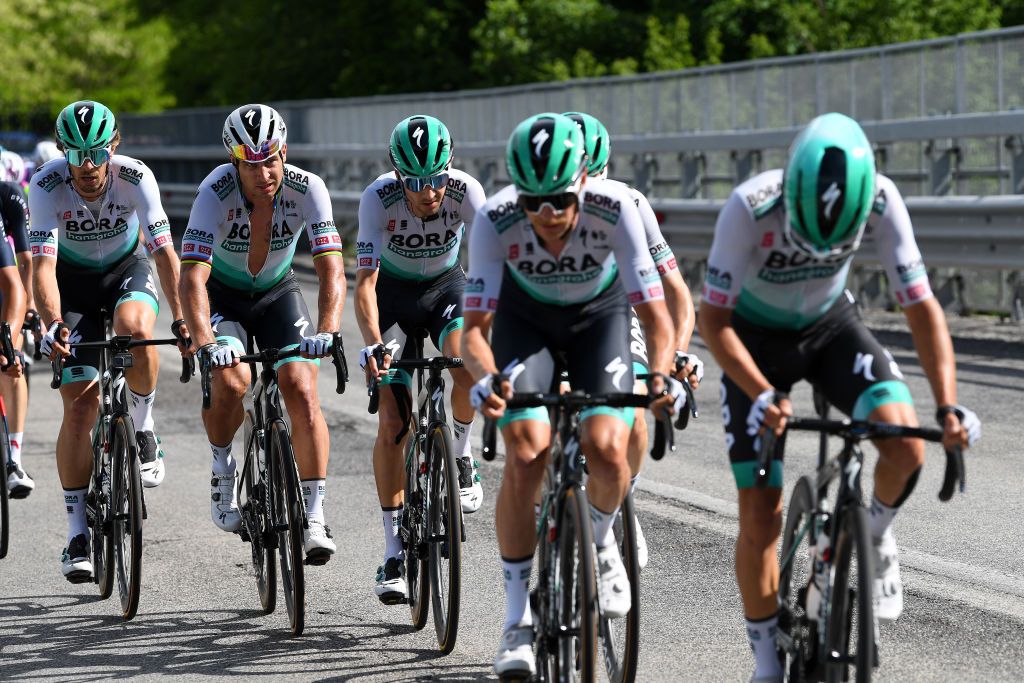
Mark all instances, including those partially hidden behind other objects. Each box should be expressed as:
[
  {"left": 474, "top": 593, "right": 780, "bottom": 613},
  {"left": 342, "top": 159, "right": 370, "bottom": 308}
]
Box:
[
  {"left": 111, "top": 414, "right": 143, "bottom": 620},
  {"left": 243, "top": 409, "right": 276, "bottom": 614},
  {"left": 779, "top": 476, "right": 817, "bottom": 682},
  {"left": 269, "top": 420, "right": 305, "bottom": 636},
  {"left": 827, "top": 503, "right": 875, "bottom": 683},
  {"left": 599, "top": 490, "right": 640, "bottom": 682},
  {"left": 405, "top": 435, "right": 430, "bottom": 631},
  {"left": 0, "top": 441, "right": 8, "bottom": 559},
  {"left": 553, "top": 484, "right": 598, "bottom": 682},
  {"left": 92, "top": 430, "right": 115, "bottom": 600},
  {"left": 427, "top": 423, "right": 462, "bottom": 654}
]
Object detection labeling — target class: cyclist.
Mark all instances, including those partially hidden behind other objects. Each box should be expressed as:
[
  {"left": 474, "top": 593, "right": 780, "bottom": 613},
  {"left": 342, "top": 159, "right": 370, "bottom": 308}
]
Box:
[
  {"left": 1, "top": 177, "right": 34, "bottom": 497},
  {"left": 697, "top": 112, "right": 981, "bottom": 682},
  {"left": 180, "top": 103, "right": 345, "bottom": 565},
  {"left": 355, "top": 114, "right": 486, "bottom": 604},
  {"left": 31, "top": 100, "right": 188, "bottom": 582},
  {"left": 564, "top": 110, "right": 703, "bottom": 570},
  {"left": 461, "top": 113, "right": 682, "bottom": 678}
]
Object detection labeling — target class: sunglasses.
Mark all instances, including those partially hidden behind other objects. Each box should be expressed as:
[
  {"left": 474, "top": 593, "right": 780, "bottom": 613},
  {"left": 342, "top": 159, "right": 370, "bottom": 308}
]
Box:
[
  {"left": 517, "top": 192, "right": 579, "bottom": 214},
  {"left": 229, "top": 137, "right": 284, "bottom": 163},
  {"left": 400, "top": 172, "right": 449, "bottom": 193},
  {"left": 65, "top": 146, "right": 112, "bottom": 167}
]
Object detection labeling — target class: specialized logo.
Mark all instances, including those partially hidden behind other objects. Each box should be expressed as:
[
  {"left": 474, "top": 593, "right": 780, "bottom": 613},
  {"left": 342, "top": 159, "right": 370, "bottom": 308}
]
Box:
[
  {"left": 531, "top": 129, "right": 550, "bottom": 158},
  {"left": 77, "top": 106, "right": 90, "bottom": 123},
  {"left": 604, "top": 356, "right": 628, "bottom": 390},
  {"left": 293, "top": 316, "right": 310, "bottom": 338},
  {"left": 244, "top": 108, "right": 256, "bottom": 126},
  {"left": 821, "top": 182, "right": 841, "bottom": 220},
  {"left": 442, "top": 304, "right": 456, "bottom": 320},
  {"left": 412, "top": 126, "right": 425, "bottom": 149}
]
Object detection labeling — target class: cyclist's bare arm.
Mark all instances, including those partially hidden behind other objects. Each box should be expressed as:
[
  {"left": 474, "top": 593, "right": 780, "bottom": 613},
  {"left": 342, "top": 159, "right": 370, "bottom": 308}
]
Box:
[
  {"left": 312, "top": 252, "right": 345, "bottom": 334},
  {"left": 152, "top": 245, "right": 186, "bottom": 323},
  {"left": 16, "top": 250, "right": 33, "bottom": 311},
  {"left": 354, "top": 269, "right": 382, "bottom": 346},
  {"left": 661, "top": 268, "right": 695, "bottom": 351},
  {"left": 31, "top": 256, "right": 60, "bottom": 329},
  {"left": 634, "top": 298, "right": 673, "bottom": 377},
  {"left": 0, "top": 265, "right": 26, "bottom": 355},
  {"left": 903, "top": 297, "right": 957, "bottom": 407},
  {"left": 179, "top": 262, "right": 216, "bottom": 348}
]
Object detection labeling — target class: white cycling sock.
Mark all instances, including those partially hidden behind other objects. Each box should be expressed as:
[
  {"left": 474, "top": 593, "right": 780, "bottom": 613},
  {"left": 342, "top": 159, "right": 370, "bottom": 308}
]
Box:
[
  {"left": 868, "top": 496, "right": 899, "bottom": 541},
  {"left": 746, "top": 613, "right": 783, "bottom": 679},
  {"left": 502, "top": 555, "right": 534, "bottom": 631},
  {"left": 589, "top": 504, "right": 618, "bottom": 549},
  {"left": 302, "top": 479, "right": 326, "bottom": 523},
  {"left": 129, "top": 388, "right": 155, "bottom": 433},
  {"left": 210, "top": 442, "right": 234, "bottom": 476},
  {"left": 64, "top": 487, "right": 89, "bottom": 542},
  {"left": 9, "top": 431, "right": 23, "bottom": 467},
  {"left": 452, "top": 418, "right": 473, "bottom": 460},
  {"left": 382, "top": 506, "right": 404, "bottom": 560}
]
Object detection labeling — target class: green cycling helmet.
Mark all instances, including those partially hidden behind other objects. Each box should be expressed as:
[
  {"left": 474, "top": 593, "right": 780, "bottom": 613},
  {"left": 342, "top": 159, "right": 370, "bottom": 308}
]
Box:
[
  {"left": 55, "top": 100, "right": 117, "bottom": 152},
  {"left": 563, "top": 111, "right": 610, "bottom": 177},
  {"left": 389, "top": 115, "right": 453, "bottom": 177},
  {"left": 783, "top": 112, "right": 876, "bottom": 259},
  {"left": 507, "top": 113, "right": 587, "bottom": 194}
]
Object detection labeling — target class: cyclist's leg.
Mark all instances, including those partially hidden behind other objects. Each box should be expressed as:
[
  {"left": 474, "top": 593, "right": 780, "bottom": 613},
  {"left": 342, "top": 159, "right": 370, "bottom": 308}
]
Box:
[
  {"left": 811, "top": 315, "right": 922, "bottom": 621},
  {"left": 625, "top": 309, "right": 650, "bottom": 565},
  {"left": 1, "top": 371, "right": 30, "bottom": 495}
]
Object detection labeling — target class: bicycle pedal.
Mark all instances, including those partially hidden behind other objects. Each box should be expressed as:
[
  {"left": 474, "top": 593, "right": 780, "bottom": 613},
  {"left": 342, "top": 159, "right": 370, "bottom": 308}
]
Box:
[
  {"left": 497, "top": 673, "right": 534, "bottom": 683},
  {"left": 304, "top": 549, "right": 332, "bottom": 566}
]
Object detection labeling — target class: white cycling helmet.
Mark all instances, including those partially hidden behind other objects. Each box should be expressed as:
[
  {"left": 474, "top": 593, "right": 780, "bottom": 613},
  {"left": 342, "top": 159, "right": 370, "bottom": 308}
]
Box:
[
  {"left": 222, "top": 104, "right": 287, "bottom": 163},
  {"left": 0, "top": 150, "right": 26, "bottom": 183},
  {"left": 33, "top": 140, "right": 62, "bottom": 165}
]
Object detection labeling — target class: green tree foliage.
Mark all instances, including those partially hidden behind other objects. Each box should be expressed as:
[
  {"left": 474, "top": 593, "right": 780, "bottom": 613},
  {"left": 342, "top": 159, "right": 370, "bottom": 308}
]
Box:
[{"left": 0, "top": 0, "right": 173, "bottom": 128}]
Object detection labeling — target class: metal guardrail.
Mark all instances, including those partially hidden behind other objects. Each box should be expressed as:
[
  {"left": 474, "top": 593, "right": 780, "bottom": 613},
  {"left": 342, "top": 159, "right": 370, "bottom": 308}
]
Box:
[{"left": 159, "top": 183, "right": 1024, "bottom": 317}]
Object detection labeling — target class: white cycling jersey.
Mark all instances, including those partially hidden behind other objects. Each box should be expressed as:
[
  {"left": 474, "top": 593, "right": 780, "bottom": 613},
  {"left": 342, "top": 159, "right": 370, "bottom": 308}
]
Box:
[
  {"left": 182, "top": 163, "right": 342, "bottom": 292},
  {"left": 604, "top": 178, "right": 679, "bottom": 277},
  {"left": 703, "top": 169, "right": 932, "bottom": 329},
  {"left": 465, "top": 178, "right": 663, "bottom": 311},
  {"left": 28, "top": 155, "right": 172, "bottom": 271},
  {"left": 356, "top": 169, "right": 486, "bottom": 281}
]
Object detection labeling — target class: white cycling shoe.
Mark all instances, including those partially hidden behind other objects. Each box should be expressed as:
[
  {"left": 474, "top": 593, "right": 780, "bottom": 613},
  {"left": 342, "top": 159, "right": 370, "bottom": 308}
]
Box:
[
  {"left": 494, "top": 624, "right": 536, "bottom": 679},
  {"left": 374, "top": 556, "right": 408, "bottom": 605},
  {"left": 457, "top": 457, "right": 483, "bottom": 513},
  {"left": 874, "top": 529, "right": 903, "bottom": 622},
  {"left": 7, "top": 463, "right": 35, "bottom": 499},
  {"left": 210, "top": 472, "right": 241, "bottom": 532},
  {"left": 303, "top": 519, "right": 336, "bottom": 565},
  {"left": 61, "top": 534, "right": 93, "bottom": 584},
  {"left": 596, "top": 544, "right": 632, "bottom": 619},
  {"left": 635, "top": 514, "right": 649, "bottom": 570},
  {"left": 137, "top": 431, "right": 165, "bottom": 488}
]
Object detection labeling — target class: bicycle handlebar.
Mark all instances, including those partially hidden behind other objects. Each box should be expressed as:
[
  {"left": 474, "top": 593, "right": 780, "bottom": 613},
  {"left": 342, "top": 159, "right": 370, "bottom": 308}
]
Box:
[
  {"left": 366, "top": 350, "right": 462, "bottom": 415},
  {"left": 22, "top": 311, "right": 42, "bottom": 361},
  {"left": 50, "top": 336, "right": 189, "bottom": 390},
  {"left": 755, "top": 416, "right": 966, "bottom": 500}
]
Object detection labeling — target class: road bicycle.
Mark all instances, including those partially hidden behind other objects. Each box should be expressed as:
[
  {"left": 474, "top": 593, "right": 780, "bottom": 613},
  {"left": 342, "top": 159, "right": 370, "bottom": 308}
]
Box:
[
  {"left": 51, "top": 317, "right": 190, "bottom": 619},
  {"left": 0, "top": 322, "right": 21, "bottom": 559},
  {"left": 367, "top": 331, "right": 465, "bottom": 653},
  {"left": 757, "top": 391, "right": 965, "bottom": 683},
  {"left": 201, "top": 334, "right": 347, "bottom": 635}
]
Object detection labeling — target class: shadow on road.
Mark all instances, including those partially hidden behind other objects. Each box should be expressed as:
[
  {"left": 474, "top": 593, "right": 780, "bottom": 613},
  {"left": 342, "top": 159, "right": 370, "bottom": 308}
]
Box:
[{"left": 0, "top": 594, "right": 491, "bottom": 681}]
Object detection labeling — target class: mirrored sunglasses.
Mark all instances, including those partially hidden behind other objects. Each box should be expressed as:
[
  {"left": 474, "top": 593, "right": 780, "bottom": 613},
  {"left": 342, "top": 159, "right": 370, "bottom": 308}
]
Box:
[
  {"left": 229, "top": 137, "right": 283, "bottom": 163},
  {"left": 65, "top": 146, "right": 112, "bottom": 167},
  {"left": 401, "top": 172, "right": 449, "bottom": 193},
  {"left": 517, "top": 191, "right": 579, "bottom": 214}
]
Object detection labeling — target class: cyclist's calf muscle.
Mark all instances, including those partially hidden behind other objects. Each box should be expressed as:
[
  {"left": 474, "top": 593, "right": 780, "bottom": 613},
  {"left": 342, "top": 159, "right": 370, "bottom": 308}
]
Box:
[
  {"left": 56, "top": 382, "right": 101, "bottom": 488},
  {"left": 277, "top": 361, "right": 329, "bottom": 480},
  {"left": 736, "top": 486, "right": 784, "bottom": 619}
]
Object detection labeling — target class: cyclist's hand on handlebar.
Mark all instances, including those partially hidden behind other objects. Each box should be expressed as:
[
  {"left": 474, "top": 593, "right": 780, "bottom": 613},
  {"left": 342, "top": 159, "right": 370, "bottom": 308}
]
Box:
[
  {"left": 673, "top": 350, "right": 704, "bottom": 390},
  {"left": 40, "top": 320, "right": 70, "bottom": 360},
  {"left": 747, "top": 388, "right": 791, "bottom": 446},
  {"left": 1, "top": 351, "right": 23, "bottom": 378},
  {"left": 198, "top": 341, "right": 239, "bottom": 368},
  {"left": 937, "top": 404, "right": 980, "bottom": 450},
  {"left": 647, "top": 372, "right": 685, "bottom": 418},
  {"left": 359, "top": 342, "right": 392, "bottom": 384},
  {"left": 300, "top": 331, "right": 334, "bottom": 359},
  {"left": 171, "top": 319, "right": 193, "bottom": 356},
  {"left": 470, "top": 373, "right": 509, "bottom": 420}
]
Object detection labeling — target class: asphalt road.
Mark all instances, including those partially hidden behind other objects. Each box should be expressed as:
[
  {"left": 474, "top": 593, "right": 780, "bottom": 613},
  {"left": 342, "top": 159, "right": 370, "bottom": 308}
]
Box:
[{"left": 2, "top": 268, "right": 1022, "bottom": 682}]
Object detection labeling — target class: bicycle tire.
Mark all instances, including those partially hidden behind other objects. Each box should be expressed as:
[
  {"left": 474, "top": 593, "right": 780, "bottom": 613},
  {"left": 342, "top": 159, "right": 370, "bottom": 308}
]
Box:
[
  {"left": 778, "top": 476, "right": 817, "bottom": 683},
  {"left": 0, "top": 438, "right": 8, "bottom": 559},
  {"left": 553, "top": 484, "right": 598, "bottom": 682},
  {"left": 92, "top": 430, "right": 115, "bottom": 601},
  {"left": 111, "top": 414, "right": 143, "bottom": 620},
  {"left": 827, "top": 503, "right": 875, "bottom": 683},
  {"left": 405, "top": 435, "right": 430, "bottom": 631},
  {"left": 427, "top": 423, "right": 462, "bottom": 654},
  {"left": 243, "top": 409, "right": 277, "bottom": 614},
  {"left": 270, "top": 420, "right": 305, "bottom": 636},
  {"left": 600, "top": 490, "right": 640, "bottom": 683}
]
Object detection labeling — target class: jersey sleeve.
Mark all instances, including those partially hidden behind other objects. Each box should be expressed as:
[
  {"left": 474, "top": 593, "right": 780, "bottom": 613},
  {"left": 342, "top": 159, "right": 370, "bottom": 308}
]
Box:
[
  {"left": 181, "top": 187, "right": 219, "bottom": 268},
  {"left": 632, "top": 188, "right": 677, "bottom": 276},
  {"left": 464, "top": 209, "right": 504, "bottom": 313},
  {"left": 460, "top": 175, "right": 488, "bottom": 239},
  {"left": 1, "top": 183, "right": 29, "bottom": 253},
  {"left": 27, "top": 176, "right": 59, "bottom": 261},
  {"left": 355, "top": 186, "right": 385, "bottom": 272},
  {"left": 130, "top": 163, "right": 173, "bottom": 254},
  {"left": 870, "top": 177, "right": 933, "bottom": 307},
  {"left": 612, "top": 197, "right": 664, "bottom": 305},
  {"left": 302, "top": 175, "right": 343, "bottom": 260},
  {"left": 702, "top": 190, "right": 757, "bottom": 309}
]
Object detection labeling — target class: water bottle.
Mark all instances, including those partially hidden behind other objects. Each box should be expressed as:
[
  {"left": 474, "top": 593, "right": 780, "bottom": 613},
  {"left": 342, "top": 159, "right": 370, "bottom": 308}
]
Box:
[{"left": 805, "top": 521, "right": 831, "bottom": 622}]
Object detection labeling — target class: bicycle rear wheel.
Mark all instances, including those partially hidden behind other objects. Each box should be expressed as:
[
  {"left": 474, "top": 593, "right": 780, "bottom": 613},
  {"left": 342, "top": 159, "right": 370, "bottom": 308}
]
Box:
[
  {"left": 269, "top": 420, "right": 305, "bottom": 636},
  {"left": 405, "top": 436, "right": 430, "bottom": 630},
  {"left": 111, "top": 414, "right": 143, "bottom": 620},
  {"left": 553, "top": 484, "right": 598, "bottom": 682},
  {"left": 827, "top": 503, "right": 875, "bottom": 683},
  {"left": 779, "top": 476, "right": 817, "bottom": 682},
  {"left": 600, "top": 490, "right": 640, "bottom": 682},
  {"left": 243, "top": 409, "right": 276, "bottom": 614},
  {"left": 427, "top": 423, "right": 462, "bottom": 654}
]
